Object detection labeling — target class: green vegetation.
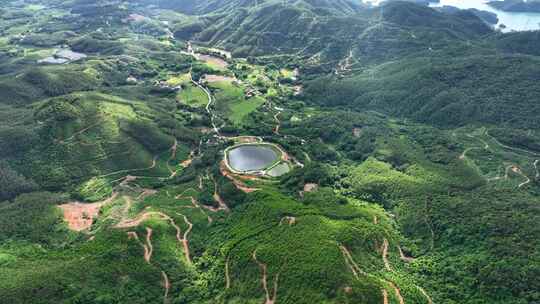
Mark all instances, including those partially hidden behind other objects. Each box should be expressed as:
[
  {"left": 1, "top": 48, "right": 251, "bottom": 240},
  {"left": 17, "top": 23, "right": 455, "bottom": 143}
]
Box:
[
  {"left": 0, "top": 1, "right": 539, "bottom": 304},
  {"left": 177, "top": 83, "right": 208, "bottom": 107}
]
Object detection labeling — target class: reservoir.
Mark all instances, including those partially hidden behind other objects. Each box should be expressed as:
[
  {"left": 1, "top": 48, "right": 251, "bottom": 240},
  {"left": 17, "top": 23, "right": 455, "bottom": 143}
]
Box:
[
  {"left": 430, "top": 0, "right": 540, "bottom": 32},
  {"left": 363, "top": 0, "right": 540, "bottom": 32},
  {"left": 226, "top": 144, "right": 280, "bottom": 172}
]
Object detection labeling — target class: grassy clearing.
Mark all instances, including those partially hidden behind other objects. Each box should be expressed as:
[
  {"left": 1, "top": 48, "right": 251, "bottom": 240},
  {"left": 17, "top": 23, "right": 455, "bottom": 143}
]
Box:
[
  {"left": 166, "top": 73, "right": 191, "bottom": 87},
  {"left": 209, "top": 80, "right": 265, "bottom": 124},
  {"left": 178, "top": 84, "right": 208, "bottom": 108},
  {"left": 229, "top": 96, "right": 266, "bottom": 125}
]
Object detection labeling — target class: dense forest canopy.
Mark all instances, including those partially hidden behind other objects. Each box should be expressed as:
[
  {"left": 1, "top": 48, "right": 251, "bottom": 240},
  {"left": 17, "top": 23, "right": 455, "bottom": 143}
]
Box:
[{"left": 0, "top": 1, "right": 539, "bottom": 304}]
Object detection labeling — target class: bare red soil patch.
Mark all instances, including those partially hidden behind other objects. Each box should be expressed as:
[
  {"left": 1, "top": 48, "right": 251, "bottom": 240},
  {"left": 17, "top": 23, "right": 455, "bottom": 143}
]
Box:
[
  {"left": 279, "top": 216, "right": 296, "bottom": 226},
  {"left": 59, "top": 193, "right": 118, "bottom": 231},
  {"left": 203, "top": 74, "right": 235, "bottom": 83},
  {"left": 198, "top": 54, "right": 228, "bottom": 69},
  {"left": 220, "top": 161, "right": 261, "bottom": 193},
  {"left": 303, "top": 183, "right": 318, "bottom": 192}
]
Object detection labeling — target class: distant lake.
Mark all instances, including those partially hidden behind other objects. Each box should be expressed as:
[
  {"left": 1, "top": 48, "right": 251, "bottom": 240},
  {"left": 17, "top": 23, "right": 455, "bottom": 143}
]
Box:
[
  {"left": 363, "top": 0, "right": 540, "bottom": 32},
  {"left": 430, "top": 0, "right": 540, "bottom": 31},
  {"left": 227, "top": 145, "right": 279, "bottom": 172}
]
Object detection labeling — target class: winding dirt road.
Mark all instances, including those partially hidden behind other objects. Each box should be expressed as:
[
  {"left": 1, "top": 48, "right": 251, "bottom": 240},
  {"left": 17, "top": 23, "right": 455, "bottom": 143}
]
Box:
[
  {"left": 117, "top": 210, "right": 193, "bottom": 265},
  {"left": 486, "top": 130, "right": 540, "bottom": 156},
  {"left": 58, "top": 122, "right": 100, "bottom": 144},
  {"left": 175, "top": 194, "right": 213, "bottom": 223},
  {"left": 517, "top": 168, "right": 531, "bottom": 188},
  {"left": 388, "top": 281, "right": 405, "bottom": 304},
  {"left": 127, "top": 231, "right": 171, "bottom": 303},
  {"left": 382, "top": 289, "right": 389, "bottom": 304},
  {"left": 211, "top": 177, "right": 230, "bottom": 212},
  {"left": 167, "top": 139, "right": 181, "bottom": 178},
  {"left": 177, "top": 213, "right": 193, "bottom": 265},
  {"left": 339, "top": 245, "right": 368, "bottom": 278},
  {"left": 460, "top": 132, "right": 490, "bottom": 160},
  {"left": 99, "top": 156, "right": 158, "bottom": 178},
  {"left": 144, "top": 227, "right": 153, "bottom": 263},
  {"left": 191, "top": 73, "right": 221, "bottom": 136},
  {"left": 417, "top": 286, "right": 433, "bottom": 304},
  {"left": 398, "top": 246, "right": 414, "bottom": 263},
  {"left": 252, "top": 250, "right": 279, "bottom": 304},
  {"left": 161, "top": 271, "right": 170, "bottom": 304},
  {"left": 225, "top": 256, "right": 231, "bottom": 289},
  {"left": 273, "top": 112, "right": 281, "bottom": 135},
  {"left": 220, "top": 161, "right": 261, "bottom": 193},
  {"left": 382, "top": 239, "right": 392, "bottom": 272},
  {"left": 381, "top": 239, "right": 431, "bottom": 304}
]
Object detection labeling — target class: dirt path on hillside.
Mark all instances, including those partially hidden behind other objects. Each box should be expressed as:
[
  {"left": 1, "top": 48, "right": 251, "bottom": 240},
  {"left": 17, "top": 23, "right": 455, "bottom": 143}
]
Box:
[
  {"left": 99, "top": 156, "right": 158, "bottom": 178},
  {"left": 486, "top": 130, "right": 540, "bottom": 156},
  {"left": 382, "top": 239, "right": 392, "bottom": 272},
  {"left": 167, "top": 139, "right": 179, "bottom": 177},
  {"left": 252, "top": 250, "right": 279, "bottom": 304},
  {"left": 335, "top": 49, "right": 353, "bottom": 75},
  {"left": 339, "top": 245, "right": 368, "bottom": 278},
  {"left": 514, "top": 166, "right": 531, "bottom": 188},
  {"left": 144, "top": 227, "right": 154, "bottom": 263},
  {"left": 191, "top": 71, "right": 222, "bottom": 136},
  {"left": 177, "top": 213, "right": 193, "bottom": 265},
  {"left": 137, "top": 189, "right": 158, "bottom": 200},
  {"left": 273, "top": 112, "right": 281, "bottom": 135},
  {"left": 398, "top": 246, "right": 415, "bottom": 263},
  {"left": 128, "top": 230, "right": 170, "bottom": 303},
  {"left": 58, "top": 122, "right": 100, "bottom": 144},
  {"left": 460, "top": 132, "right": 490, "bottom": 160},
  {"left": 388, "top": 281, "right": 405, "bottom": 304},
  {"left": 208, "top": 177, "right": 229, "bottom": 212},
  {"left": 180, "top": 151, "right": 195, "bottom": 170},
  {"left": 189, "top": 197, "right": 213, "bottom": 223},
  {"left": 121, "top": 195, "right": 133, "bottom": 220},
  {"left": 175, "top": 194, "right": 213, "bottom": 223},
  {"left": 381, "top": 239, "right": 431, "bottom": 304},
  {"left": 488, "top": 165, "right": 513, "bottom": 182},
  {"left": 494, "top": 165, "right": 531, "bottom": 188},
  {"left": 220, "top": 161, "right": 261, "bottom": 193},
  {"left": 117, "top": 210, "right": 193, "bottom": 265},
  {"left": 535, "top": 160, "right": 539, "bottom": 179},
  {"left": 161, "top": 271, "right": 170, "bottom": 304},
  {"left": 211, "top": 191, "right": 229, "bottom": 212},
  {"left": 225, "top": 256, "right": 231, "bottom": 289},
  {"left": 382, "top": 289, "right": 389, "bottom": 304},
  {"left": 303, "top": 152, "right": 311, "bottom": 163},
  {"left": 417, "top": 286, "right": 433, "bottom": 304}
]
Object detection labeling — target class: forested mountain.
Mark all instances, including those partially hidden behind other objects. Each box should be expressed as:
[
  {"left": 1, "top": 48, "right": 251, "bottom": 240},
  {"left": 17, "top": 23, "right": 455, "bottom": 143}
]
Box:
[{"left": 1, "top": 1, "right": 539, "bottom": 304}]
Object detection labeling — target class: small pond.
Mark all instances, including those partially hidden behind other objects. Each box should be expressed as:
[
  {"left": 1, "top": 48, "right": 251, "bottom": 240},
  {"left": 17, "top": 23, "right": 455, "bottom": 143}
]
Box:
[
  {"left": 227, "top": 145, "right": 280, "bottom": 172},
  {"left": 267, "top": 162, "right": 291, "bottom": 177}
]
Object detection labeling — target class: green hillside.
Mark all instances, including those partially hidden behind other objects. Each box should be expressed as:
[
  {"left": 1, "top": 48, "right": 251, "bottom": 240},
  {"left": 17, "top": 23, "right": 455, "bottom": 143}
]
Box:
[{"left": 0, "top": 1, "right": 539, "bottom": 304}]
